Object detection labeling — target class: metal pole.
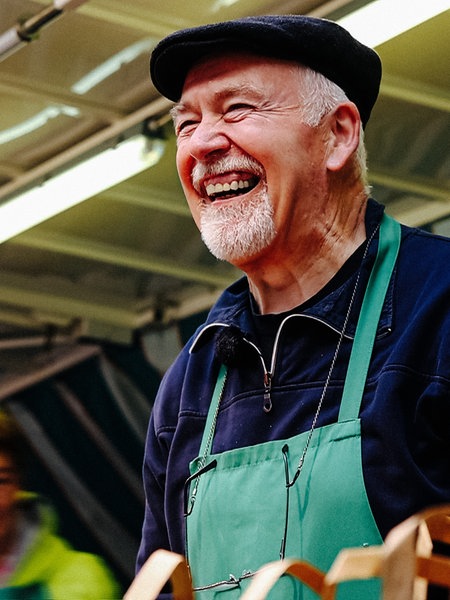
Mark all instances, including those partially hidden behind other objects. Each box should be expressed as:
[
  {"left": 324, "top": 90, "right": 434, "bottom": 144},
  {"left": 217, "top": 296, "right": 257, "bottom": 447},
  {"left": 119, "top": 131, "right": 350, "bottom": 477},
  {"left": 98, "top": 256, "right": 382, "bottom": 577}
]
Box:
[{"left": 0, "top": 0, "right": 89, "bottom": 62}]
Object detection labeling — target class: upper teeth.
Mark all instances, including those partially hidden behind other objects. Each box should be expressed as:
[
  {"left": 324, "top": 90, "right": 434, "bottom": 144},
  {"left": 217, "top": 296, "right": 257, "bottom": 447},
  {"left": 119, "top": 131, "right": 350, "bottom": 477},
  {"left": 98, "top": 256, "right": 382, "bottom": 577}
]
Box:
[{"left": 206, "top": 180, "right": 251, "bottom": 197}]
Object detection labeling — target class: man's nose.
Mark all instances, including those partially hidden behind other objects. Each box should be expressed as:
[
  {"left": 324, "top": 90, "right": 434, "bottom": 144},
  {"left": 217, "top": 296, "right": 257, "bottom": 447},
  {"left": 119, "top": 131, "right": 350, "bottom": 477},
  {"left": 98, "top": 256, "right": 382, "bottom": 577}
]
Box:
[{"left": 188, "top": 119, "right": 231, "bottom": 161}]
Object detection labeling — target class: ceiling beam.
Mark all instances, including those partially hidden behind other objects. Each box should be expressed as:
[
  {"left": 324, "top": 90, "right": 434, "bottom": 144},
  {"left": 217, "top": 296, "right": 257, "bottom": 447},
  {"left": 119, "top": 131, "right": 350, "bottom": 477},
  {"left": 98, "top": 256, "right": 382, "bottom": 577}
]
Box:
[
  {"left": 7, "top": 231, "right": 236, "bottom": 288},
  {"left": 369, "top": 169, "right": 449, "bottom": 202},
  {"left": 105, "top": 185, "right": 190, "bottom": 216},
  {"left": 30, "top": 0, "right": 196, "bottom": 36},
  {"left": 0, "top": 74, "right": 127, "bottom": 120},
  {"left": 387, "top": 196, "right": 450, "bottom": 228},
  {"left": 0, "top": 272, "right": 154, "bottom": 328},
  {"left": 380, "top": 74, "right": 450, "bottom": 113},
  {"left": 0, "top": 269, "right": 229, "bottom": 341}
]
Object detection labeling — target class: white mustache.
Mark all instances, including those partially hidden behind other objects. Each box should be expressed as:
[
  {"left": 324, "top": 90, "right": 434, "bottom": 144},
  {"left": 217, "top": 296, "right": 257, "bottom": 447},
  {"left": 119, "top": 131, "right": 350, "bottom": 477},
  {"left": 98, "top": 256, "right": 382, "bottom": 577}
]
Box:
[{"left": 191, "top": 155, "right": 264, "bottom": 192}]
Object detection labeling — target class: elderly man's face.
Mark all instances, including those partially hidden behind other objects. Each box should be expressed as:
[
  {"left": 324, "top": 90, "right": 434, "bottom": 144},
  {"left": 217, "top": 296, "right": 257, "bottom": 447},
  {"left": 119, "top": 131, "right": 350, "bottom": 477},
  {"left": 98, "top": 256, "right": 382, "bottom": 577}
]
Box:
[{"left": 173, "top": 52, "right": 330, "bottom": 267}]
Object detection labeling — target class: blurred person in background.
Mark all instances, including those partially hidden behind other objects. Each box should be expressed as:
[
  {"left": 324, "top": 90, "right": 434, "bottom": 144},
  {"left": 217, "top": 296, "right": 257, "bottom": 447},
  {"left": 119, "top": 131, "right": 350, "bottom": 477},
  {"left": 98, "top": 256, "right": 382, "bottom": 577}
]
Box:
[{"left": 0, "top": 410, "right": 120, "bottom": 599}]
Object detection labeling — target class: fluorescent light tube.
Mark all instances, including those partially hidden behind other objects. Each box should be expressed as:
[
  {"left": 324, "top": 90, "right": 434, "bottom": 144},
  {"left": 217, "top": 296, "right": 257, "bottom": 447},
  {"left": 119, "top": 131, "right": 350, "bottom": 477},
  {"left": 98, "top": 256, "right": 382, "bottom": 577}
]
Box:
[
  {"left": 71, "top": 39, "right": 155, "bottom": 95},
  {"left": 338, "top": 0, "right": 449, "bottom": 47},
  {"left": 0, "top": 134, "right": 165, "bottom": 244},
  {"left": 0, "top": 106, "right": 80, "bottom": 145}
]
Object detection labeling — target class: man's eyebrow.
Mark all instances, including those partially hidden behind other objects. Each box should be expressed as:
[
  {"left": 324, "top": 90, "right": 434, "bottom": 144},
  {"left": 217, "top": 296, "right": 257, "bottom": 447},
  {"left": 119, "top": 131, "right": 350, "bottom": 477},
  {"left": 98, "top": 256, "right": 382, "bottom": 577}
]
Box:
[
  {"left": 170, "top": 103, "right": 187, "bottom": 122},
  {"left": 170, "top": 84, "right": 265, "bottom": 121}
]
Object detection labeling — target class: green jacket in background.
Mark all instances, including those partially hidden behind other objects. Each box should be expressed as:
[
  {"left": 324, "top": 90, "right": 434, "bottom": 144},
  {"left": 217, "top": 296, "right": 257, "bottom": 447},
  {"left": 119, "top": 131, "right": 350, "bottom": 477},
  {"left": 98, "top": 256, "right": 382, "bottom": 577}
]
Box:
[{"left": 2, "top": 493, "right": 121, "bottom": 600}]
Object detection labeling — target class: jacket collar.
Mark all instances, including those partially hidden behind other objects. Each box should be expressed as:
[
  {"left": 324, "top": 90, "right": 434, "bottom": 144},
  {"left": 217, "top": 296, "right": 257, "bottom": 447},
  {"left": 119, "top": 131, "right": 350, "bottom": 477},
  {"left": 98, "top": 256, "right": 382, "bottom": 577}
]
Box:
[{"left": 191, "top": 200, "right": 395, "bottom": 352}]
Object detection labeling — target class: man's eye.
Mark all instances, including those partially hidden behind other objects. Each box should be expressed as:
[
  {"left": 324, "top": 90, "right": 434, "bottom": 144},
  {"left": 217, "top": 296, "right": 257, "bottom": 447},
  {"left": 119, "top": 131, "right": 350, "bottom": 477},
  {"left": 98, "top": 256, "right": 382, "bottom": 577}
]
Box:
[
  {"left": 228, "top": 103, "right": 252, "bottom": 112},
  {"left": 225, "top": 103, "right": 254, "bottom": 120},
  {"left": 229, "top": 102, "right": 253, "bottom": 110},
  {"left": 176, "top": 120, "right": 197, "bottom": 136}
]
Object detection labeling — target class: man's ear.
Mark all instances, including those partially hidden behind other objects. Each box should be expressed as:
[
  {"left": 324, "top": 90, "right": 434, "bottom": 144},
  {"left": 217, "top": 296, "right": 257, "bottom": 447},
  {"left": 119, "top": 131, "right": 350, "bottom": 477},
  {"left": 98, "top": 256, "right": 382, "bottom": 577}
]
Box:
[{"left": 326, "top": 102, "right": 361, "bottom": 172}]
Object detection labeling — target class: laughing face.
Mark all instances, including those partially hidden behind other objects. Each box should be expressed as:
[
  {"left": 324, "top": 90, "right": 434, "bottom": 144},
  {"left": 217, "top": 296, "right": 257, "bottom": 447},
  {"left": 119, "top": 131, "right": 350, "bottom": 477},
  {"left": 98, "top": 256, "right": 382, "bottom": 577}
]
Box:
[{"left": 172, "top": 52, "right": 330, "bottom": 267}]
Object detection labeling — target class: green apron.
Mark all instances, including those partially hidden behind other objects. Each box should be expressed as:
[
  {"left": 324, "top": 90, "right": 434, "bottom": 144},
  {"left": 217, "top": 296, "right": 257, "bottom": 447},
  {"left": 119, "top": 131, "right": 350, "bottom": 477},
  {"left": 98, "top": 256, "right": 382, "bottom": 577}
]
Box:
[{"left": 185, "top": 214, "right": 401, "bottom": 599}]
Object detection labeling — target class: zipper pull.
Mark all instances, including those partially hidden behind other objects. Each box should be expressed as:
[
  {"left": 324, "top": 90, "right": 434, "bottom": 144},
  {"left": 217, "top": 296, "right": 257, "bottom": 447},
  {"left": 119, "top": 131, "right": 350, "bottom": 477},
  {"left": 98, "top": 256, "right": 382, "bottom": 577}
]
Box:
[{"left": 263, "top": 371, "right": 273, "bottom": 413}]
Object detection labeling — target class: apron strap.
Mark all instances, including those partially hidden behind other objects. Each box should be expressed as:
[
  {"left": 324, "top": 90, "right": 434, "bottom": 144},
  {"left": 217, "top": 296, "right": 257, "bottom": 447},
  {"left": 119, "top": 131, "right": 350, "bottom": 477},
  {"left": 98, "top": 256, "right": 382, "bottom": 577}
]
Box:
[
  {"left": 338, "top": 213, "right": 401, "bottom": 422},
  {"left": 199, "top": 363, "right": 228, "bottom": 457}
]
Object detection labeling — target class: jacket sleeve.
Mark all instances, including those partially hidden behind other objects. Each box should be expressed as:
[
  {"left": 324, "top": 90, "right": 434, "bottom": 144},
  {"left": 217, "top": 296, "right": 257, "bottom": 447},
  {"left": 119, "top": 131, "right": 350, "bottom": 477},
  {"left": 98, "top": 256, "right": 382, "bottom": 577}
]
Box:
[{"left": 136, "top": 411, "right": 172, "bottom": 573}]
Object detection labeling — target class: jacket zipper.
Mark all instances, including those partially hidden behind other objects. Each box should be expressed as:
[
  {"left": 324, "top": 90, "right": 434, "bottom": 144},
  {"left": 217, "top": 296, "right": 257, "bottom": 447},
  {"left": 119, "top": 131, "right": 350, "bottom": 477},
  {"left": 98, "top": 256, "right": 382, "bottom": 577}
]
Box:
[
  {"left": 190, "top": 314, "right": 354, "bottom": 413},
  {"left": 260, "top": 313, "right": 344, "bottom": 413}
]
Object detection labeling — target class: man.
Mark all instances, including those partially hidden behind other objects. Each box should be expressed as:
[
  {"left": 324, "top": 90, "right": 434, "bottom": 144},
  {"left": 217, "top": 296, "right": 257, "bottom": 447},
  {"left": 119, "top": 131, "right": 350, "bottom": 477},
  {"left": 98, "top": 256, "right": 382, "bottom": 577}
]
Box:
[
  {"left": 0, "top": 411, "right": 120, "bottom": 599},
  {"left": 138, "top": 15, "right": 450, "bottom": 599}
]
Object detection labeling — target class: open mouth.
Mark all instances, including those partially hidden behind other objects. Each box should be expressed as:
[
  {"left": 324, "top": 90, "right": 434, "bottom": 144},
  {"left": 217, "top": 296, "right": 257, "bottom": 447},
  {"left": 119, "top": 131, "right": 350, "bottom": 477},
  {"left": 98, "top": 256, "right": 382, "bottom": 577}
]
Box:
[{"left": 205, "top": 176, "right": 259, "bottom": 201}]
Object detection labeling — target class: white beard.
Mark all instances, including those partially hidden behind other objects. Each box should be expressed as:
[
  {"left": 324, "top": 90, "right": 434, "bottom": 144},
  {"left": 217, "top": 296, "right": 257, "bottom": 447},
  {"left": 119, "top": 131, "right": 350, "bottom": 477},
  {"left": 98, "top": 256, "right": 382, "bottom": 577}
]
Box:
[
  {"left": 192, "top": 155, "right": 276, "bottom": 263},
  {"left": 200, "top": 183, "right": 276, "bottom": 262}
]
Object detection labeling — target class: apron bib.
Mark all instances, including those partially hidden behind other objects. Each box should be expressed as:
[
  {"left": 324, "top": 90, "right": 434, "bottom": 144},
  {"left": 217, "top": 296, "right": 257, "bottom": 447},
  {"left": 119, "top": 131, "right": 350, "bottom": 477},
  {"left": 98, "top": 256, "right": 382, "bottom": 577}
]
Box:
[{"left": 185, "top": 214, "right": 401, "bottom": 599}]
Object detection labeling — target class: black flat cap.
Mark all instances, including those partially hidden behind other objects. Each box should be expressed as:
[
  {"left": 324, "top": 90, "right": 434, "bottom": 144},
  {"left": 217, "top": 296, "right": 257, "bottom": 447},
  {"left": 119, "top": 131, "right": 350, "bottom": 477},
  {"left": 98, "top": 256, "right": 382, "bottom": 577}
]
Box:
[{"left": 150, "top": 14, "right": 382, "bottom": 127}]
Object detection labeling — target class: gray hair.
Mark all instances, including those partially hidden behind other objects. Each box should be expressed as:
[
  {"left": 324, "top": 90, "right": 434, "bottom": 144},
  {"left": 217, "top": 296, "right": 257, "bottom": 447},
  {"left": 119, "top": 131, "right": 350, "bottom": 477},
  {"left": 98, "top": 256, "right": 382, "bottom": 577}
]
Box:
[{"left": 296, "top": 66, "right": 370, "bottom": 192}]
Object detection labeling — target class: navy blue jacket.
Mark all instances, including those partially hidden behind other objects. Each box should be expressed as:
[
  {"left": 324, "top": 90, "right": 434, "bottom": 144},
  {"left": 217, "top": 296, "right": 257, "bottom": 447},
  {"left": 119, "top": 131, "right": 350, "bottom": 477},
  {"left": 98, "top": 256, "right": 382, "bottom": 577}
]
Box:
[{"left": 137, "top": 200, "right": 450, "bottom": 572}]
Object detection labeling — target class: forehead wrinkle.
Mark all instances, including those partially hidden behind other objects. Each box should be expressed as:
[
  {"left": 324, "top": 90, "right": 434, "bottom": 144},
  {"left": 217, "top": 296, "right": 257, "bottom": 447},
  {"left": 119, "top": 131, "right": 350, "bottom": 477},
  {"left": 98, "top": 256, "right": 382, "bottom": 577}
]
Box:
[{"left": 171, "top": 81, "right": 267, "bottom": 121}]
